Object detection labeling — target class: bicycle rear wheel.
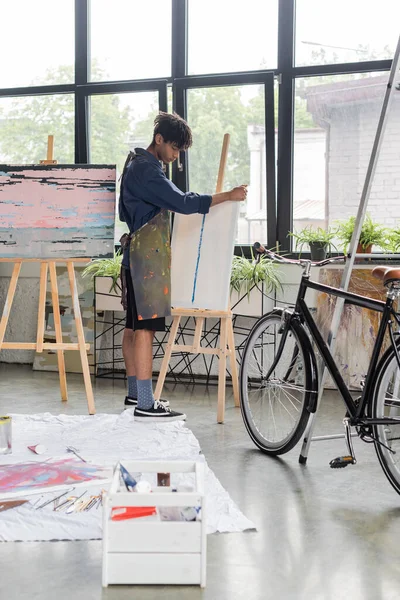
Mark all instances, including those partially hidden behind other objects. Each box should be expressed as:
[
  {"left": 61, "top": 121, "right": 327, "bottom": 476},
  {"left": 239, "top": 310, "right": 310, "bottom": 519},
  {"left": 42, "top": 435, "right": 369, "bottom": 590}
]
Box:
[
  {"left": 240, "top": 310, "right": 314, "bottom": 455},
  {"left": 371, "top": 345, "right": 400, "bottom": 495}
]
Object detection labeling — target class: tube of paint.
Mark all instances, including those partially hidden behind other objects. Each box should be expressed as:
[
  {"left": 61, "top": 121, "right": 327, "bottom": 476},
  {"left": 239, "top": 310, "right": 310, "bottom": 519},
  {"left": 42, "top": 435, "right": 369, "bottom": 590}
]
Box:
[{"left": 119, "top": 463, "right": 138, "bottom": 492}]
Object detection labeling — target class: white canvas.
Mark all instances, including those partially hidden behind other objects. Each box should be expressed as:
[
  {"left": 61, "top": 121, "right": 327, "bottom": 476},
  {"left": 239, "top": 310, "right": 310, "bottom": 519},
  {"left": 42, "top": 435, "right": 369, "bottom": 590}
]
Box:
[{"left": 171, "top": 202, "right": 239, "bottom": 311}]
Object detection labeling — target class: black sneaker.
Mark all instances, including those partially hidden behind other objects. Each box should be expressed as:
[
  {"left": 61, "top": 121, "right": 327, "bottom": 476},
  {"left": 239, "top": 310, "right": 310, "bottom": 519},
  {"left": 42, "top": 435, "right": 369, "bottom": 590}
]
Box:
[
  {"left": 124, "top": 396, "right": 170, "bottom": 408},
  {"left": 134, "top": 400, "right": 186, "bottom": 422}
]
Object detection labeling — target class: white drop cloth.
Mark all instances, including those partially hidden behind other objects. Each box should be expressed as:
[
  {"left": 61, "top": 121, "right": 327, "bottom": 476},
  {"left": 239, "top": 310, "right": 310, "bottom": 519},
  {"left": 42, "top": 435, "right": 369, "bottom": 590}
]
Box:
[{"left": 0, "top": 411, "right": 256, "bottom": 541}]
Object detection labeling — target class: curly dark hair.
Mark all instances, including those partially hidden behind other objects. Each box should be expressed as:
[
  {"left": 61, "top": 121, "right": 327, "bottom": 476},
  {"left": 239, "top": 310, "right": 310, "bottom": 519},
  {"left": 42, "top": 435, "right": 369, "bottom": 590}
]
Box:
[{"left": 151, "top": 112, "right": 193, "bottom": 150}]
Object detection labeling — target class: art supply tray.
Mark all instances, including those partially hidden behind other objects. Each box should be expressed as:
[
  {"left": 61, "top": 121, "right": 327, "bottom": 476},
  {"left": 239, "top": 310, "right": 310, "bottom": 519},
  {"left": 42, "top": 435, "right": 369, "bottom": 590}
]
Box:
[{"left": 102, "top": 460, "right": 206, "bottom": 587}]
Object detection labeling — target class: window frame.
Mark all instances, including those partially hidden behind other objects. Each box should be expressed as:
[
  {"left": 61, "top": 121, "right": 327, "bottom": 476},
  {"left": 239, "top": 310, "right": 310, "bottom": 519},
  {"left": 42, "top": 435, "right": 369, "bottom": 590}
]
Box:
[{"left": 0, "top": 0, "right": 393, "bottom": 255}]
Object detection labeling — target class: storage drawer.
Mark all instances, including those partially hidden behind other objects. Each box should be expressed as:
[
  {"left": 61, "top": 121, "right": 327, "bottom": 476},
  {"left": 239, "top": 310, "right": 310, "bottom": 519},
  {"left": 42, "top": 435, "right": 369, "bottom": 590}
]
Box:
[
  {"left": 105, "top": 552, "right": 202, "bottom": 585},
  {"left": 107, "top": 520, "right": 202, "bottom": 553}
]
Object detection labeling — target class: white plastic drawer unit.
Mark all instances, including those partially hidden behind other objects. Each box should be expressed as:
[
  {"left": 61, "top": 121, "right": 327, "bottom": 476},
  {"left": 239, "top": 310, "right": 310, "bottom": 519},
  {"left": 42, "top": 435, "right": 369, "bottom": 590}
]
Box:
[{"left": 102, "top": 460, "right": 207, "bottom": 587}]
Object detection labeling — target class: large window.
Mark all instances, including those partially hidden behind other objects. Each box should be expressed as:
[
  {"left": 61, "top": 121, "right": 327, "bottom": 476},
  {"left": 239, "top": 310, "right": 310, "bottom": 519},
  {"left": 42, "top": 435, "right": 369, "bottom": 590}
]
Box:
[
  {"left": 0, "top": 95, "right": 74, "bottom": 163},
  {"left": 187, "top": 85, "right": 269, "bottom": 245},
  {"left": 90, "top": 91, "right": 158, "bottom": 173},
  {"left": 188, "top": 0, "right": 278, "bottom": 75},
  {"left": 295, "top": 0, "right": 398, "bottom": 66},
  {"left": 0, "top": 2, "right": 395, "bottom": 252},
  {"left": 90, "top": 1, "right": 172, "bottom": 82},
  {"left": 0, "top": 1, "right": 74, "bottom": 89},
  {"left": 293, "top": 73, "right": 390, "bottom": 238},
  {"left": 90, "top": 91, "right": 159, "bottom": 240}
]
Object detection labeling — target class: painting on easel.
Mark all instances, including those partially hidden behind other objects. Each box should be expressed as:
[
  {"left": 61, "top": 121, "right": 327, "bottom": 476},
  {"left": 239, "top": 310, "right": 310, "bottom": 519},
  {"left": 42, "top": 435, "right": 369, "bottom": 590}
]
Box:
[{"left": 0, "top": 164, "right": 116, "bottom": 259}]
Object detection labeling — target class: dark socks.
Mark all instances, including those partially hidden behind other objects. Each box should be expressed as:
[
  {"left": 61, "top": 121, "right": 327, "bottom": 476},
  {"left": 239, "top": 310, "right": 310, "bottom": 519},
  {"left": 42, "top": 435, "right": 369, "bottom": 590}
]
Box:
[
  {"left": 136, "top": 379, "right": 155, "bottom": 410},
  {"left": 127, "top": 375, "right": 138, "bottom": 399}
]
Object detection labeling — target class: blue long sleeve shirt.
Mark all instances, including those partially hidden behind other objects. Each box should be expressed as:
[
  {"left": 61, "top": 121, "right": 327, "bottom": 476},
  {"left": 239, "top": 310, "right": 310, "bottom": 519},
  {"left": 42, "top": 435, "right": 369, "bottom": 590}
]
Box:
[{"left": 119, "top": 148, "right": 212, "bottom": 267}]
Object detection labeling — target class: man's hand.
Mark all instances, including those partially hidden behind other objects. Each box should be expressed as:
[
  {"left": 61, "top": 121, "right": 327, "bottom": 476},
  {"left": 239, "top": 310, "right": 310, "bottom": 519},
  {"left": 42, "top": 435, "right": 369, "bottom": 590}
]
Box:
[
  {"left": 229, "top": 185, "right": 248, "bottom": 202},
  {"left": 210, "top": 184, "right": 248, "bottom": 207}
]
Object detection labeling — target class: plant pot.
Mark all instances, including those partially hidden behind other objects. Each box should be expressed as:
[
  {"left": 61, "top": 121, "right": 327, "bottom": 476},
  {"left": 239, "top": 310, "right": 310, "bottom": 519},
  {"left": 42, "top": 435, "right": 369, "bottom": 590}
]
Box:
[
  {"left": 309, "top": 241, "right": 328, "bottom": 261},
  {"left": 354, "top": 243, "right": 373, "bottom": 263},
  {"left": 356, "top": 243, "right": 372, "bottom": 254},
  {"left": 95, "top": 276, "right": 122, "bottom": 311}
]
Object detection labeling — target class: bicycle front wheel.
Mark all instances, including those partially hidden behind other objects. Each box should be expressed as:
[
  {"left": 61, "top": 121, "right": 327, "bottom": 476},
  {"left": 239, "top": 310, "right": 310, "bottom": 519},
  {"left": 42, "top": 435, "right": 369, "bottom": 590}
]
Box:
[
  {"left": 372, "top": 345, "right": 400, "bottom": 495},
  {"left": 240, "top": 310, "right": 314, "bottom": 455}
]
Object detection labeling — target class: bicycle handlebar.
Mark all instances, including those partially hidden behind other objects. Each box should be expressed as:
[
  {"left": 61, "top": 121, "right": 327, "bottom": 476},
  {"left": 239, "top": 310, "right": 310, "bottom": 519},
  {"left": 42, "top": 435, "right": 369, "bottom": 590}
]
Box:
[{"left": 253, "top": 242, "right": 346, "bottom": 268}]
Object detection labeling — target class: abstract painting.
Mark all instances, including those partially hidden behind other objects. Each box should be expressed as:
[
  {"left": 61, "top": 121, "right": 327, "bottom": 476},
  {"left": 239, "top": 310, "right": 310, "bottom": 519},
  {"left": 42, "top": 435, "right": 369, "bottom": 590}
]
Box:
[
  {"left": 316, "top": 267, "right": 391, "bottom": 389},
  {"left": 0, "top": 459, "right": 110, "bottom": 499},
  {"left": 0, "top": 164, "right": 116, "bottom": 259}
]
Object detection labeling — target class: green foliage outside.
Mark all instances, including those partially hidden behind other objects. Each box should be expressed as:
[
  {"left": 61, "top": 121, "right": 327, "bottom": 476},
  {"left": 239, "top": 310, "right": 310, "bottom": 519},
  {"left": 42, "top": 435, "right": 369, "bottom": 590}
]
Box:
[
  {"left": 0, "top": 64, "right": 131, "bottom": 166},
  {"left": 0, "top": 63, "right": 321, "bottom": 188}
]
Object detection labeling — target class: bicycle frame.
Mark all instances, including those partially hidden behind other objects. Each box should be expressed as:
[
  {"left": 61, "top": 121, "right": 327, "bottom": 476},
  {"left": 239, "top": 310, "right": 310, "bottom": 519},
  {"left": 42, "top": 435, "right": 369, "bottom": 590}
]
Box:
[{"left": 292, "top": 272, "right": 400, "bottom": 426}]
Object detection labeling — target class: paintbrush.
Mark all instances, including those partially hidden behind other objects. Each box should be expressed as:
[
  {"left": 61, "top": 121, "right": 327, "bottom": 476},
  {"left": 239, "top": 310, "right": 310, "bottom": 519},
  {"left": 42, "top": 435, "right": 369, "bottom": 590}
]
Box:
[
  {"left": 65, "top": 490, "right": 87, "bottom": 514},
  {"left": 0, "top": 500, "right": 28, "bottom": 512},
  {"left": 35, "top": 488, "right": 73, "bottom": 510}
]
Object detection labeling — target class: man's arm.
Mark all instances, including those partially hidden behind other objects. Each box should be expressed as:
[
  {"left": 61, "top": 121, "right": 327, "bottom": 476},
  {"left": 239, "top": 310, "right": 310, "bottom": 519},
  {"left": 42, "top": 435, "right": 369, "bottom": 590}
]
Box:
[
  {"left": 144, "top": 166, "right": 247, "bottom": 215},
  {"left": 210, "top": 186, "right": 247, "bottom": 206}
]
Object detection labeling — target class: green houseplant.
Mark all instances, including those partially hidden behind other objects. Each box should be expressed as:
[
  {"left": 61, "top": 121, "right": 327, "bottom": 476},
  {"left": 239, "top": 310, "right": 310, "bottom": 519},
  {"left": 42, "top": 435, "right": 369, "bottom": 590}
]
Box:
[
  {"left": 82, "top": 251, "right": 123, "bottom": 294},
  {"left": 336, "top": 214, "right": 388, "bottom": 253},
  {"left": 230, "top": 253, "right": 283, "bottom": 298},
  {"left": 387, "top": 226, "right": 400, "bottom": 253},
  {"left": 288, "top": 226, "right": 337, "bottom": 261}
]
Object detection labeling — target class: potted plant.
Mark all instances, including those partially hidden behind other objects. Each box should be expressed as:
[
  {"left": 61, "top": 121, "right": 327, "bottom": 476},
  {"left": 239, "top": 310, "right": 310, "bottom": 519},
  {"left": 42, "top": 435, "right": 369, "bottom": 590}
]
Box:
[
  {"left": 230, "top": 253, "right": 282, "bottom": 297},
  {"left": 82, "top": 251, "right": 123, "bottom": 311},
  {"left": 387, "top": 226, "right": 400, "bottom": 253},
  {"left": 230, "top": 252, "right": 283, "bottom": 316},
  {"left": 288, "top": 226, "right": 338, "bottom": 261},
  {"left": 336, "top": 214, "right": 388, "bottom": 254}
]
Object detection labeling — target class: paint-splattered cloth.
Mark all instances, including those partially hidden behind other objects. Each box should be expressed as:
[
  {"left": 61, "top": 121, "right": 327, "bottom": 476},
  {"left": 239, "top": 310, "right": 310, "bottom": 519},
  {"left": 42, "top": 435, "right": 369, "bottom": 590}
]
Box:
[{"left": 129, "top": 210, "right": 171, "bottom": 320}]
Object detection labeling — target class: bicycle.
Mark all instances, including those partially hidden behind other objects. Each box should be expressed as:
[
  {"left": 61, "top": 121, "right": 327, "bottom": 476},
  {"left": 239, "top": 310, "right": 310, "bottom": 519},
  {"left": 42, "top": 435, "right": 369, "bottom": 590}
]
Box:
[{"left": 239, "top": 243, "right": 400, "bottom": 495}]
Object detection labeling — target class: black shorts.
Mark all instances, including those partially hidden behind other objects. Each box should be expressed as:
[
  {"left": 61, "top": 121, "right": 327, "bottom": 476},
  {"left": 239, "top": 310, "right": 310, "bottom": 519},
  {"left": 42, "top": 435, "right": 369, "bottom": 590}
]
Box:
[{"left": 124, "top": 267, "right": 166, "bottom": 332}]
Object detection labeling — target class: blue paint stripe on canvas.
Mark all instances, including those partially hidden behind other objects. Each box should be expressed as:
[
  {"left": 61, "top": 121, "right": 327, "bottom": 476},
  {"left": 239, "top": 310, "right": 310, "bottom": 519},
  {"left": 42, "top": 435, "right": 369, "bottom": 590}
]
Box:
[{"left": 191, "top": 214, "right": 206, "bottom": 304}]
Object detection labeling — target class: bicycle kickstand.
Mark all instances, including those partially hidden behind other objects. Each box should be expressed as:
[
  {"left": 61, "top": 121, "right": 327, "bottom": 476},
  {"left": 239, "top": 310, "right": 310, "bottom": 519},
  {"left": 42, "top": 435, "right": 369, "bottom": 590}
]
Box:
[{"left": 329, "top": 418, "right": 357, "bottom": 469}]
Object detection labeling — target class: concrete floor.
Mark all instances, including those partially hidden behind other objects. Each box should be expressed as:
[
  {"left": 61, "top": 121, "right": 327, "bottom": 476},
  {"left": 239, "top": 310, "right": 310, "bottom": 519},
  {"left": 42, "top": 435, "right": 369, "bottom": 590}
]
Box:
[{"left": 0, "top": 364, "right": 400, "bottom": 600}]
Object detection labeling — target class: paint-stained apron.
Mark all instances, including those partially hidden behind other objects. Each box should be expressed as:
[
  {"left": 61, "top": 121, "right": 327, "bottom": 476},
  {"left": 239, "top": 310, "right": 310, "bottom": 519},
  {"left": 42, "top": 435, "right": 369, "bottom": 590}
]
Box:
[{"left": 129, "top": 209, "right": 171, "bottom": 321}]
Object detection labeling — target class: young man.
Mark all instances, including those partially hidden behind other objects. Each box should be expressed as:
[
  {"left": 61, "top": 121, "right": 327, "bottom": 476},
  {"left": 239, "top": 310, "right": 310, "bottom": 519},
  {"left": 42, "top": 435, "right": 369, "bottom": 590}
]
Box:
[{"left": 119, "top": 112, "right": 247, "bottom": 422}]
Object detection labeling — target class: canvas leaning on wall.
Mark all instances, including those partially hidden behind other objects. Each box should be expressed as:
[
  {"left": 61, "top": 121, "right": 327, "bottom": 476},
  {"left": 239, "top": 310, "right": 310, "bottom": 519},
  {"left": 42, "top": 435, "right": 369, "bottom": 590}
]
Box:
[{"left": 0, "top": 164, "right": 116, "bottom": 259}]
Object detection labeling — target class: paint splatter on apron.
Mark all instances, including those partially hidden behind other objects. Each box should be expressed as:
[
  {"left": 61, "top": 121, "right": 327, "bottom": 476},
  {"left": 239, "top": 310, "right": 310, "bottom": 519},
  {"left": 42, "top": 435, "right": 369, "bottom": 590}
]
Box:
[{"left": 129, "top": 210, "right": 171, "bottom": 320}]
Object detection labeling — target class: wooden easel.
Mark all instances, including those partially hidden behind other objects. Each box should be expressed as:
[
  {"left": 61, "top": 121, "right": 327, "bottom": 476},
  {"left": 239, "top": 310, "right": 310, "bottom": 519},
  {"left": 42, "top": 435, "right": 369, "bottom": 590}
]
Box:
[
  {"left": 154, "top": 134, "right": 240, "bottom": 423},
  {"left": 40, "top": 134, "right": 57, "bottom": 165},
  {"left": 0, "top": 136, "right": 96, "bottom": 414}
]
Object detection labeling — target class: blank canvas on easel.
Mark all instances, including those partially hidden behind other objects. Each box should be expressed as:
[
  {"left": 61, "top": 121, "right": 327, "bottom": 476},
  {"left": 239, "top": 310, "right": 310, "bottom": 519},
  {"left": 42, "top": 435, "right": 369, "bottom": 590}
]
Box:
[
  {"left": 0, "top": 164, "right": 116, "bottom": 259},
  {"left": 171, "top": 202, "right": 239, "bottom": 311}
]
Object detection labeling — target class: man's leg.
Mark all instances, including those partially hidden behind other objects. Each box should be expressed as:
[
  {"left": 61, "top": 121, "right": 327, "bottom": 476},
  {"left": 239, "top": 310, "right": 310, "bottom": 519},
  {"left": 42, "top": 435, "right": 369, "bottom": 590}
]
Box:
[
  {"left": 133, "top": 329, "right": 156, "bottom": 410},
  {"left": 122, "top": 328, "right": 138, "bottom": 402},
  {"left": 132, "top": 329, "right": 154, "bottom": 380},
  {"left": 122, "top": 328, "right": 136, "bottom": 376},
  {"left": 133, "top": 328, "right": 186, "bottom": 422}
]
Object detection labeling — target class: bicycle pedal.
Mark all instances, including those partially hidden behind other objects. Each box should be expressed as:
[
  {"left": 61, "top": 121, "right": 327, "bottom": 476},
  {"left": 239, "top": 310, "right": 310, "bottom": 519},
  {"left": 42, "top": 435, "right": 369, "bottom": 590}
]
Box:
[{"left": 329, "top": 456, "right": 356, "bottom": 469}]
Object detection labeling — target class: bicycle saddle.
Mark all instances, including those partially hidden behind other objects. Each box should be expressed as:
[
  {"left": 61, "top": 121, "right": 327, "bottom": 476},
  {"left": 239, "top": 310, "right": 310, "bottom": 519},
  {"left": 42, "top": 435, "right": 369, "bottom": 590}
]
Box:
[{"left": 372, "top": 266, "right": 400, "bottom": 286}]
